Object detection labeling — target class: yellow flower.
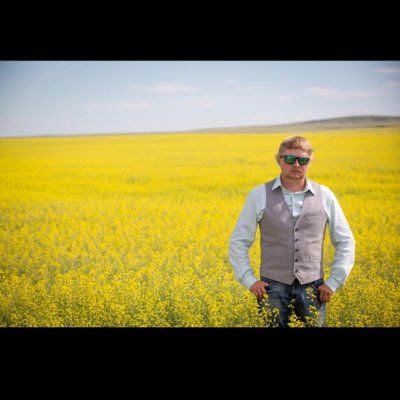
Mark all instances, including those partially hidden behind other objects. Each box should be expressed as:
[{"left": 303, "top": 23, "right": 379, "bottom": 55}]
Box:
[{"left": 0, "top": 128, "right": 399, "bottom": 326}]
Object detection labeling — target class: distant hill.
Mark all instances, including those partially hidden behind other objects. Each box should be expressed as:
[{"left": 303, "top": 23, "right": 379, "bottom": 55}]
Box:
[
  {"left": 5, "top": 115, "right": 400, "bottom": 138},
  {"left": 189, "top": 115, "right": 400, "bottom": 133}
]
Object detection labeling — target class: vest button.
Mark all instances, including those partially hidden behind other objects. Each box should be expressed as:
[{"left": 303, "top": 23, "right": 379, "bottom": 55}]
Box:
[
  {"left": 295, "top": 259, "right": 298, "bottom": 262},
  {"left": 295, "top": 238, "right": 298, "bottom": 242},
  {"left": 295, "top": 229, "right": 298, "bottom": 232},
  {"left": 295, "top": 249, "right": 298, "bottom": 251}
]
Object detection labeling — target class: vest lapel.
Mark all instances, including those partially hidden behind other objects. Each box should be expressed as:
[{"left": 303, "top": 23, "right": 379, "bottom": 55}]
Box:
[{"left": 294, "top": 190, "right": 314, "bottom": 228}]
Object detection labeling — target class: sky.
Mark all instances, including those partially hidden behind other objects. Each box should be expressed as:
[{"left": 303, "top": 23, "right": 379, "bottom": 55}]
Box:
[{"left": 1, "top": 61, "right": 400, "bottom": 137}]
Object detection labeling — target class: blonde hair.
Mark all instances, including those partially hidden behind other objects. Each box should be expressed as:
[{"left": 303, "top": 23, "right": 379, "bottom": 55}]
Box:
[{"left": 275, "top": 136, "right": 313, "bottom": 162}]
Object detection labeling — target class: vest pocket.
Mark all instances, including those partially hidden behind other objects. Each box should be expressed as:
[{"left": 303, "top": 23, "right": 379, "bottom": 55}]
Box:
[
  {"left": 305, "top": 212, "right": 324, "bottom": 220},
  {"left": 306, "top": 211, "right": 322, "bottom": 216}
]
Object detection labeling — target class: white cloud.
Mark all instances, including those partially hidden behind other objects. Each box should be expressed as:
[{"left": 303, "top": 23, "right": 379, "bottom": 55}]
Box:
[
  {"left": 82, "top": 100, "right": 150, "bottom": 112},
  {"left": 278, "top": 94, "right": 297, "bottom": 103},
  {"left": 375, "top": 67, "right": 400, "bottom": 74},
  {"left": 307, "top": 87, "right": 383, "bottom": 98},
  {"left": 383, "top": 80, "right": 400, "bottom": 88}
]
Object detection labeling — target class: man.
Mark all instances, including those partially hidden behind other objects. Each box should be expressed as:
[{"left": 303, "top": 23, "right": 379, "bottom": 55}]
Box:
[{"left": 229, "top": 136, "right": 355, "bottom": 327}]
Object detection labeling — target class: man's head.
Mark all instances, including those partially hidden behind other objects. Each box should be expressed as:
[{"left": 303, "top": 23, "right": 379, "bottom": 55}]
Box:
[
  {"left": 275, "top": 136, "right": 313, "bottom": 162},
  {"left": 275, "top": 136, "right": 313, "bottom": 181}
]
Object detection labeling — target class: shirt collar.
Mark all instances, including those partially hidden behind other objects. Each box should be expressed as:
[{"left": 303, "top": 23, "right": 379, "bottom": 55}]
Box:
[{"left": 272, "top": 175, "right": 315, "bottom": 195}]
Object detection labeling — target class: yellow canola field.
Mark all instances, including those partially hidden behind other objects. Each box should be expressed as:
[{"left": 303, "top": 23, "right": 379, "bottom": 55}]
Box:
[{"left": 0, "top": 128, "right": 399, "bottom": 327}]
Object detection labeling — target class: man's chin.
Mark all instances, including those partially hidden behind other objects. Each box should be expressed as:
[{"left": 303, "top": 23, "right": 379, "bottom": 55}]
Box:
[{"left": 286, "top": 174, "right": 304, "bottom": 181}]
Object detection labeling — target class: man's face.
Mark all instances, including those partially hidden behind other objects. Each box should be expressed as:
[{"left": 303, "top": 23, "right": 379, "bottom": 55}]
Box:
[{"left": 278, "top": 148, "right": 311, "bottom": 181}]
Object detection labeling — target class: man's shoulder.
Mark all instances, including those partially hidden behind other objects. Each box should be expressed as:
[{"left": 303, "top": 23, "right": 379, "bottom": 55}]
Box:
[
  {"left": 311, "top": 180, "right": 336, "bottom": 200},
  {"left": 250, "top": 178, "right": 277, "bottom": 194},
  {"left": 248, "top": 183, "right": 266, "bottom": 197},
  {"left": 247, "top": 181, "right": 275, "bottom": 202}
]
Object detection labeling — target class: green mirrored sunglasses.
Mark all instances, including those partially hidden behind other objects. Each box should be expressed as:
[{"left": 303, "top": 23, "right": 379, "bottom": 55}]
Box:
[{"left": 281, "top": 155, "right": 310, "bottom": 166}]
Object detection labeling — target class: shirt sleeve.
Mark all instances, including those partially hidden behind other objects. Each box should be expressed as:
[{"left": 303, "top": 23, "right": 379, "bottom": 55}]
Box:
[
  {"left": 228, "top": 189, "right": 259, "bottom": 289},
  {"left": 324, "top": 190, "right": 356, "bottom": 293}
]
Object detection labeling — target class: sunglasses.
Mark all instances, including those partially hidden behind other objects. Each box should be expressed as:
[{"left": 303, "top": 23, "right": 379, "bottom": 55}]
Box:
[{"left": 281, "top": 155, "right": 310, "bottom": 166}]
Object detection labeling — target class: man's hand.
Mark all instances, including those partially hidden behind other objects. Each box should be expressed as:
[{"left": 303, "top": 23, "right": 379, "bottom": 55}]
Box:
[
  {"left": 318, "top": 283, "right": 334, "bottom": 303},
  {"left": 250, "top": 281, "right": 269, "bottom": 299}
]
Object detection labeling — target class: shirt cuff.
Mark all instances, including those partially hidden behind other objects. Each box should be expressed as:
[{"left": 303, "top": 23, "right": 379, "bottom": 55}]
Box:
[
  {"left": 324, "top": 277, "right": 341, "bottom": 293},
  {"left": 242, "top": 273, "right": 258, "bottom": 289}
]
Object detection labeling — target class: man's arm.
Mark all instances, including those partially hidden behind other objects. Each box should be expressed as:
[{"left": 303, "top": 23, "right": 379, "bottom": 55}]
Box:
[
  {"left": 324, "top": 190, "right": 356, "bottom": 293},
  {"left": 229, "top": 190, "right": 259, "bottom": 289}
]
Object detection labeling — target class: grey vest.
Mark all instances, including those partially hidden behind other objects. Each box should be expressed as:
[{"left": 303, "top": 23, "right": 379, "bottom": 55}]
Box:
[{"left": 259, "top": 179, "right": 328, "bottom": 285}]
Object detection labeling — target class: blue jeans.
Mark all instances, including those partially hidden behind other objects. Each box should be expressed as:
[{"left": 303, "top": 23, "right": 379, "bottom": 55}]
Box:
[{"left": 258, "top": 277, "right": 326, "bottom": 327}]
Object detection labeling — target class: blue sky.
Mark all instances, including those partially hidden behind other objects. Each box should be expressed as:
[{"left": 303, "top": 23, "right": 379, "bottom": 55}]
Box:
[{"left": 1, "top": 61, "right": 399, "bottom": 137}]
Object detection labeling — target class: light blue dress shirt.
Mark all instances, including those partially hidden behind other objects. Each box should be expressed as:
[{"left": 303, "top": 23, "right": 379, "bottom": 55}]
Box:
[{"left": 229, "top": 176, "right": 355, "bottom": 293}]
